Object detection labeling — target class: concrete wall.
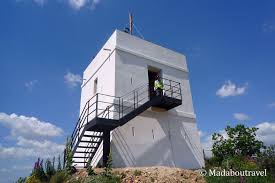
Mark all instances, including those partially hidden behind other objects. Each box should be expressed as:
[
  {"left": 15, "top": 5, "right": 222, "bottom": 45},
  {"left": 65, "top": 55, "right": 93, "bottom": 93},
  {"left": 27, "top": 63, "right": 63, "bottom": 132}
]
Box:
[
  {"left": 80, "top": 31, "right": 117, "bottom": 114},
  {"left": 112, "top": 111, "right": 204, "bottom": 169}
]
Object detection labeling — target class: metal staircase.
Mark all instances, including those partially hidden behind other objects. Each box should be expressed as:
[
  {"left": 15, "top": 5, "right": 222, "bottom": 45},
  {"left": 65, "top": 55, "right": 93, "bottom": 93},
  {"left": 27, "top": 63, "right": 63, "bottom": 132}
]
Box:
[{"left": 70, "top": 78, "right": 182, "bottom": 168}]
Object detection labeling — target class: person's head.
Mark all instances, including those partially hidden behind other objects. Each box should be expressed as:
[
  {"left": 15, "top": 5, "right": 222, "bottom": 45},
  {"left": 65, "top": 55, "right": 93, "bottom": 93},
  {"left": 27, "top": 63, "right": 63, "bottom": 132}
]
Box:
[{"left": 156, "top": 75, "right": 160, "bottom": 80}]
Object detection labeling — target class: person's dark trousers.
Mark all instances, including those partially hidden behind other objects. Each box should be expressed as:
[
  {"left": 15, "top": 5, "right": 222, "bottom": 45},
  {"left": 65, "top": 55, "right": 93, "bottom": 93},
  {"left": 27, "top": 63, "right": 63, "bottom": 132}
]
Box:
[{"left": 156, "top": 89, "right": 163, "bottom": 96}]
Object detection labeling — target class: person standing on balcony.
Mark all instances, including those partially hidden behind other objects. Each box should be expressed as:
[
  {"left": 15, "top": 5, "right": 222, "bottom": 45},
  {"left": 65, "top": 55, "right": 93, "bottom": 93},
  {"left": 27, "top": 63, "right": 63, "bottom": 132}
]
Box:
[{"left": 154, "top": 75, "right": 164, "bottom": 96}]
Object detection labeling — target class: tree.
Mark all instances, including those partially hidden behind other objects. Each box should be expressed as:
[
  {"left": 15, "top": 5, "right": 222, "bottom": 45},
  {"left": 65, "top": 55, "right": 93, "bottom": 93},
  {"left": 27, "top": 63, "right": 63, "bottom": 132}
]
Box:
[
  {"left": 103, "top": 151, "right": 113, "bottom": 177},
  {"left": 31, "top": 158, "right": 47, "bottom": 182},
  {"left": 45, "top": 158, "right": 55, "bottom": 179},
  {"left": 258, "top": 144, "right": 275, "bottom": 177},
  {"left": 212, "top": 124, "right": 264, "bottom": 161},
  {"left": 65, "top": 137, "right": 75, "bottom": 175},
  {"left": 52, "top": 156, "right": 55, "bottom": 170},
  {"left": 16, "top": 177, "right": 26, "bottom": 183},
  {"left": 57, "top": 154, "right": 62, "bottom": 171}
]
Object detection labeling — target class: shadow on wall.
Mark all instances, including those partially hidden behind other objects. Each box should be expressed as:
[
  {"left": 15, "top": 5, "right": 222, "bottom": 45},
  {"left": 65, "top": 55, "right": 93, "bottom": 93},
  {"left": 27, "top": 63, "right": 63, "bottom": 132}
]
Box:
[
  {"left": 111, "top": 110, "right": 201, "bottom": 169},
  {"left": 111, "top": 128, "right": 136, "bottom": 167}
]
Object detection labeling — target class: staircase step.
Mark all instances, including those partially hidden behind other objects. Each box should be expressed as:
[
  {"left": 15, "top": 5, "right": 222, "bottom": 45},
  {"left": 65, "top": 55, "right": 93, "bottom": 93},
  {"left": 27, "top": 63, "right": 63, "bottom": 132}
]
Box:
[
  {"left": 73, "top": 156, "right": 90, "bottom": 158},
  {"left": 83, "top": 134, "right": 102, "bottom": 138},
  {"left": 76, "top": 145, "right": 98, "bottom": 148},
  {"left": 75, "top": 150, "right": 95, "bottom": 153},
  {"left": 80, "top": 140, "right": 101, "bottom": 143}
]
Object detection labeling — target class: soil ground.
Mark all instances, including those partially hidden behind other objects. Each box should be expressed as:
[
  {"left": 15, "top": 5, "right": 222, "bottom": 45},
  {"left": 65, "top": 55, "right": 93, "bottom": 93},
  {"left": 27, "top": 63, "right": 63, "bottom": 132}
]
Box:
[{"left": 73, "top": 166, "right": 206, "bottom": 183}]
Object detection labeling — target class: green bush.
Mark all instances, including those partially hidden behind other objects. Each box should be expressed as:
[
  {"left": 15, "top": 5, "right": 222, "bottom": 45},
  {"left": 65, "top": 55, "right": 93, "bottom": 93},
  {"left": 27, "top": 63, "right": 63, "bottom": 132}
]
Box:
[
  {"left": 133, "top": 169, "right": 142, "bottom": 176},
  {"left": 103, "top": 153, "right": 113, "bottom": 177},
  {"left": 257, "top": 145, "right": 275, "bottom": 178},
  {"left": 91, "top": 174, "right": 121, "bottom": 183},
  {"left": 221, "top": 156, "right": 257, "bottom": 171},
  {"left": 87, "top": 158, "right": 96, "bottom": 176},
  {"left": 31, "top": 158, "right": 47, "bottom": 182},
  {"left": 45, "top": 158, "right": 56, "bottom": 179},
  {"left": 65, "top": 138, "right": 76, "bottom": 175},
  {"left": 49, "top": 171, "right": 68, "bottom": 183},
  {"left": 205, "top": 156, "right": 222, "bottom": 168},
  {"left": 26, "top": 175, "right": 42, "bottom": 183},
  {"left": 16, "top": 177, "right": 26, "bottom": 183}
]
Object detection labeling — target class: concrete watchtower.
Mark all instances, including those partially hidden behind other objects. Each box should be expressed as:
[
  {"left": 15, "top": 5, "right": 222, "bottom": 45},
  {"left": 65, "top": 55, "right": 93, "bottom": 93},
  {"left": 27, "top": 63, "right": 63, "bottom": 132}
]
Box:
[{"left": 70, "top": 30, "right": 205, "bottom": 169}]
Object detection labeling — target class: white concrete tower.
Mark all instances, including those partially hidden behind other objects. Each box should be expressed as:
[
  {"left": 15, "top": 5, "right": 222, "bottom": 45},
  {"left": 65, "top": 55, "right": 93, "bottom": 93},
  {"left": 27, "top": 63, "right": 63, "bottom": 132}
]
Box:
[{"left": 71, "top": 30, "right": 204, "bottom": 169}]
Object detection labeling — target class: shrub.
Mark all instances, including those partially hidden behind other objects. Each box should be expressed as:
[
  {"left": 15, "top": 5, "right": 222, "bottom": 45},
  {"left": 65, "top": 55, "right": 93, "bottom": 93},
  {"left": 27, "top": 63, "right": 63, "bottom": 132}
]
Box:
[
  {"left": 103, "top": 153, "right": 113, "bottom": 177},
  {"left": 45, "top": 158, "right": 56, "bottom": 179},
  {"left": 31, "top": 158, "right": 47, "bottom": 182},
  {"left": 57, "top": 154, "right": 62, "bottom": 171},
  {"left": 16, "top": 177, "right": 27, "bottom": 183},
  {"left": 88, "top": 174, "right": 121, "bottom": 183},
  {"left": 87, "top": 158, "right": 96, "bottom": 176},
  {"left": 49, "top": 171, "right": 68, "bottom": 183},
  {"left": 120, "top": 172, "right": 126, "bottom": 179},
  {"left": 205, "top": 156, "right": 222, "bottom": 168},
  {"left": 65, "top": 137, "right": 76, "bottom": 175},
  {"left": 133, "top": 169, "right": 142, "bottom": 176},
  {"left": 257, "top": 144, "right": 275, "bottom": 177},
  {"left": 221, "top": 156, "right": 257, "bottom": 171},
  {"left": 26, "top": 175, "right": 42, "bottom": 183}
]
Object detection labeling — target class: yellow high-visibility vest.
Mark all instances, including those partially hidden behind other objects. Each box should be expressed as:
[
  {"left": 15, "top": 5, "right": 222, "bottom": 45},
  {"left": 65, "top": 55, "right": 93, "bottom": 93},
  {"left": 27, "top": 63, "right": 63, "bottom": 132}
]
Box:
[{"left": 154, "top": 80, "right": 163, "bottom": 90}]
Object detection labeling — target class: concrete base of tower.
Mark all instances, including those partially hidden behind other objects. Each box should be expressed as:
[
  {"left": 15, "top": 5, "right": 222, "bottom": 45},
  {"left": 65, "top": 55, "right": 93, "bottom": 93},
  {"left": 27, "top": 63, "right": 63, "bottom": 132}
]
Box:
[{"left": 111, "top": 109, "right": 205, "bottom": 169}]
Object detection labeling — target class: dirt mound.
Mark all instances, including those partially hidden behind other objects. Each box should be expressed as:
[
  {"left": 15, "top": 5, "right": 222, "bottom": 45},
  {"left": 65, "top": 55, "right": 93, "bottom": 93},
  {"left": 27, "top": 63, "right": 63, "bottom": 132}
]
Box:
[{"left": 73, "top": 166, "right": 205, "bottom": 183}]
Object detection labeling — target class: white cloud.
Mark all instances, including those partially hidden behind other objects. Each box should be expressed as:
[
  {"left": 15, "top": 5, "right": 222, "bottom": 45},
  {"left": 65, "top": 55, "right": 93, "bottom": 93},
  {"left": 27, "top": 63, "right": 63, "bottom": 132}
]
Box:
[
  {"left": 0, "top": 113, "right": 65, "bottom": 159},
  {"left": 233, "top": 113, "right": 250, "bottom": 121},
  {"left": 256, "top": 122, "right": 275, "bottom": 145},
  {"left": 16, "top": 0, "right": 101, "bottom": 10},
  {"left": 216, "top": 80, "right": 248, "bottom": 98},
  {"left": 69, "top": 0, "right": 101, "bottom": 10},
  {"left": 64, "top": 72, "right": 82, "bottom": 87},
  {"left": 69, "top": 0, "right": 87, "bottom": 9},
  {"left": 0, "top": 112, "right": 63, "bottom": 139},
  {"left": 0, "top": 112, "right": 65, "bottom": 181},
  {"left": 25, "top": 80, "right": 38, "bottom": 91},
  {"left": 263, "top": 23, "right": 275, "bottom": 33},
  {"left": 0, "top": 139, "right": 64, "bottom": 159}
]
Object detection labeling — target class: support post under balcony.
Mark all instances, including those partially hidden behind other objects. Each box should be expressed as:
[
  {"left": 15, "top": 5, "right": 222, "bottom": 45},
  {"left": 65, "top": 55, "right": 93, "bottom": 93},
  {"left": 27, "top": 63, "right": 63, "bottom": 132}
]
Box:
[{"left": 103, "top": 130, "right": 110, "bottom": 167}]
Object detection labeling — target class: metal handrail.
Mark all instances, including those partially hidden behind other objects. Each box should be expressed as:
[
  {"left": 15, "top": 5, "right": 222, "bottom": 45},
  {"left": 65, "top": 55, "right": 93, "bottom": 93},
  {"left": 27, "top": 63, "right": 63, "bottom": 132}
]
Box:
[{"left": 71, "top": 77, "right": 183, "bottom": 152}]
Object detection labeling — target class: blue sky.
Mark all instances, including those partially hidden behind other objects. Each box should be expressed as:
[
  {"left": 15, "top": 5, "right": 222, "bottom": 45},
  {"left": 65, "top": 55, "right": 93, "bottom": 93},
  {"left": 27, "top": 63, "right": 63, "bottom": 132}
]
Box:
[{"left": 1, "top": 0, "right": 275, "bottom": 182}]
